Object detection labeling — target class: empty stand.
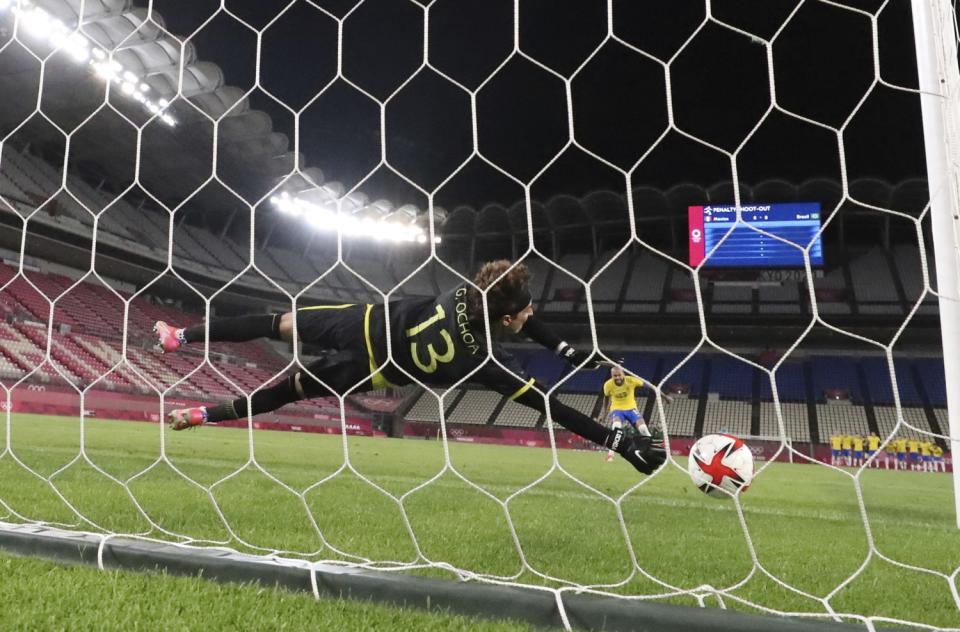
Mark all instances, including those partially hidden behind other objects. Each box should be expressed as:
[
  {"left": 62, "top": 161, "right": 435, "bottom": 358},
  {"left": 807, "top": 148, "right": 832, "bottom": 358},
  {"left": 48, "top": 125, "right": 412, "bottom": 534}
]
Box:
[
  {"left": 758, "top": 402, "right": 811, "bottom": 442},
  {"left": 816, "top": 404, "right": 869, "bottom": 438},
  {"left": 702, "top": 400, "right": 752, "bottom": 437},
  {"left": 873, "top": 406, "right": 932, "bottom": 440},
  {"left": 448, "top": 390, "right": 502, "bottom": 425},
  {"left": 655, "top": 396, "right": 699, "bottom": 437},
  {"left": 494, "top": 397, "right": 541, "bottom": 427}
]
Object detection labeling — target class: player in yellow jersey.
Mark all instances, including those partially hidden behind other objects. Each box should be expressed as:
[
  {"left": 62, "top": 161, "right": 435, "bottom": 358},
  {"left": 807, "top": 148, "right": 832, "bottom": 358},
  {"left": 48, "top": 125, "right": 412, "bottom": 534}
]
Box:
[
  {"left": 600, "top": 366, "right": 673, "bottom": 462},
  {"left": 865, "top": 433, "right": 880, "bottom": 468},
  {"left": 932, "top": 444, "right": 945, "bottom": 472},
  {"left": 830, "top": 434, "right": 843, "bottom": 466},
  {"left": 852, "top": 435, "right": 864, "bottom": 467},
  {"left": 883, "top": 439, "right": 896, "bottom": 470},
  {"left": 920, "top": 440, "right": 932, "bottom": 473},
  {"left": 840, "top": 434, "right": 853, "bottom": 467},
  {"left": 907, "top": 438, "right": 920, "bottom": 471},
  {"left": 895, "top": 437, "right": 908, "bottom": 470}
]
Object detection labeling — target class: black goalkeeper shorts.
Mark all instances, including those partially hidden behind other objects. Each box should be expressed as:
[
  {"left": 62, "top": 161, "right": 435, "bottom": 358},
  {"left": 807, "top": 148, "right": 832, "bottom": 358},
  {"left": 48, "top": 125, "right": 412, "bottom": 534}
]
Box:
[
  {"left": 294, "top": 303, "right": 392, "bottom": 395},
  {"left": 295, "top": 303, "right": 367, "bottom": 351}
]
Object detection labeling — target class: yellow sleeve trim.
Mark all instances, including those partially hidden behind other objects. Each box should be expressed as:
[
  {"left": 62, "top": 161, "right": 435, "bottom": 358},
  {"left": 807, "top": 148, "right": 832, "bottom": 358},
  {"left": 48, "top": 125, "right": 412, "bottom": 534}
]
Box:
[
  {"left": 298, "top": 303, "right": 355, "bottom": 311},
  {"left": 508, "top": 377, "right": 536, "bottom": 401}
]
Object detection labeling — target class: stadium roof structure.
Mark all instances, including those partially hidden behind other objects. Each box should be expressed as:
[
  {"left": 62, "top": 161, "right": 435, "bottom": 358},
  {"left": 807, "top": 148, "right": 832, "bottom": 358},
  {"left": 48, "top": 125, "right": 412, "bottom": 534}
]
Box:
[
  {"left": 0, "top": 1, "right": 935, "bottom": 256},
  {"left": 0, "top": 0, "right": 426, "bottom": 234}
]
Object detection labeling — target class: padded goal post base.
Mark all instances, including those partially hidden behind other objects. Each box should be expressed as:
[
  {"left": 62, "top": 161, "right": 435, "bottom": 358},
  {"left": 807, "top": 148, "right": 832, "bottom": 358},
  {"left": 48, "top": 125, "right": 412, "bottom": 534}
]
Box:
[{"left": 0, "top": 522, "right": 890, "bottom": 632}]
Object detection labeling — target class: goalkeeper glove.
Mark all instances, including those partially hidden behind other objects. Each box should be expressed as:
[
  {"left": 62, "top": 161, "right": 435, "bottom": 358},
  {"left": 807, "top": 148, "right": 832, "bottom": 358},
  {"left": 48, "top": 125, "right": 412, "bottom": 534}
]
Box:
[{"left": 605, "top": 428, "right": 666, "bottom": 475}]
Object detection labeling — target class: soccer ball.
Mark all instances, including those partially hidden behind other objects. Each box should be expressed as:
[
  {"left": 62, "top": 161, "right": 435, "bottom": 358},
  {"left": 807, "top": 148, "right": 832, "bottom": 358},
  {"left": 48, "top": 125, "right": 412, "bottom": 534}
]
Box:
[{"left": 687, "top": 434, "right": 754, "bottom": 497}]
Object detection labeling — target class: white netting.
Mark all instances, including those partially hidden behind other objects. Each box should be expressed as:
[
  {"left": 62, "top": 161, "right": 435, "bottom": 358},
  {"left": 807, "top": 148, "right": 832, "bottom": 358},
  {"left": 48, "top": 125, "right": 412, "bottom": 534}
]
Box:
[{"left": 0, "top": 0, "right": 959, "bottom": 630}]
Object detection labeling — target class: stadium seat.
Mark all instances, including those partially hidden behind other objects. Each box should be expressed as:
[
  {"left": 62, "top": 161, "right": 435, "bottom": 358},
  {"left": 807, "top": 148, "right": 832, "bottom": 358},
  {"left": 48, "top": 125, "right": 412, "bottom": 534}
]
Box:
[
  {"left": 702, "top": 400, "right": 752, "bottom": 437},
  {"left": 758, "top": 402, "right": 810, "bottom": 442}
]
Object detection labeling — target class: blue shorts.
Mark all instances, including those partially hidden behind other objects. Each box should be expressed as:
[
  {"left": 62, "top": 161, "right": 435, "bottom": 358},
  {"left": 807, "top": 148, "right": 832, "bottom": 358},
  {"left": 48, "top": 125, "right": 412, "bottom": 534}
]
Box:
[
  {"left": 910, "top": 453, "right": 920, "bottom": 462},
  {"left": 923, "top": 455, "right": 932, "bottom": 462},
  {"left": 865, "top": 450, "right": 875, "bottom": 458},
  {"left": 897, "top": 453, "right": 906, "bottom": 461},
  {"left": 842, "top": 449, "right": 850, "bottom": 457},
  {"left": 609, "top": 409, "right": 642, "bottom": 426},
  {"left": 832, "top": 449, "right": 841, "bottom": 458},
  {"left": 854, "top": 451, "right": 863, "bottom": 459}
]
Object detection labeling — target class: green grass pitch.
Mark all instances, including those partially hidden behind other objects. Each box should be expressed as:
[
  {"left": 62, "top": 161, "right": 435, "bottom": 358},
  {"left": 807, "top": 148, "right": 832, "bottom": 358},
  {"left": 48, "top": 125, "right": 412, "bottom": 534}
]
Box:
[
  {"left": 0, "top": 552, "right": 535, "bottom": 631},
  {"left": 0, "top": 413, "right": 957, "bottom": 628}
]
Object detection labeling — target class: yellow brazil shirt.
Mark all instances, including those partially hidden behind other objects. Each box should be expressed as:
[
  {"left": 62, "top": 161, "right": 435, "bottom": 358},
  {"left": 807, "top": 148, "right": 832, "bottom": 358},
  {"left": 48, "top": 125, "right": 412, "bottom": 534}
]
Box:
[
  {"left": 907, "top": 439, "right": 920, "bottom": 453},
  {"left": 920, "top": 442, "right": 931, "bottom": 456},
  {"left": 831, "top": 435, "right": 842, "bottom": 450},
  {"left": 841, "top": 435, "right": 852, "bottom": 450},
  {"left": 896, "top": 439, "right": 908, "bottom": 453},
  {"left": 603, "top": 375, "right": 644, "bottom": 412},
  {"left": 933, "top": 445, "right": 943, "bottom": 458},
  {"left": 853, "top": 436, "right": 864, "bottom": 451},
  {"left": 867, "top": 435, "right": 880, "bottom": 451}
]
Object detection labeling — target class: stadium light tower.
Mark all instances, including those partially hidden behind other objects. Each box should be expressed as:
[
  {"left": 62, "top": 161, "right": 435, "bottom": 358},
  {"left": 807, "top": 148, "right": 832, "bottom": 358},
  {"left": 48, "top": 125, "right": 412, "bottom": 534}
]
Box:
[{"left": 911, "top": 0, "right": 960, "bottom": 528}]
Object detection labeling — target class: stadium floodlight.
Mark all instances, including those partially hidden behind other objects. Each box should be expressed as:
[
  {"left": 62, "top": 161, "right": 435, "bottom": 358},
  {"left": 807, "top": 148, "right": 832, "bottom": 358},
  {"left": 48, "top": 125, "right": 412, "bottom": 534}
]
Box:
[
  {"left": 270, "top": 192, "right": 440, "bottom": 244},
  {"left": 1, "top": 2, "right": 176, "bottom": 126}
]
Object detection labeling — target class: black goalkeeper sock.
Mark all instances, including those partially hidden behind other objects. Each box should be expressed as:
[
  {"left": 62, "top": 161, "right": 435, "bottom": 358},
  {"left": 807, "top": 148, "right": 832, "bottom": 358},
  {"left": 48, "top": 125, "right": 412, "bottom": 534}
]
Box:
[
  {"left": 182, "top": 314, "right": 282, "bottom": 344},
  {"left": 205, "top": 376, "right": 300, "bottom": 423}
]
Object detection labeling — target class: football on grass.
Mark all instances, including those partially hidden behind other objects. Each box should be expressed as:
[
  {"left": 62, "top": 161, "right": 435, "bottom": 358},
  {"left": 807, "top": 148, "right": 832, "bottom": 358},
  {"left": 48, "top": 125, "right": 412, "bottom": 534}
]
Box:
[{"left": 687, "top": 434, "right": 754, "bottom": 497}]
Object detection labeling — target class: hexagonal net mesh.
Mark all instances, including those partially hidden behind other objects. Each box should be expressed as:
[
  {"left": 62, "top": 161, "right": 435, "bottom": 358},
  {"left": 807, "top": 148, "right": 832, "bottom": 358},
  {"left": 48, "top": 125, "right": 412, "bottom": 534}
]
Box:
[{"left": 0, "top": 0, "right": 958, "bottom": 629}]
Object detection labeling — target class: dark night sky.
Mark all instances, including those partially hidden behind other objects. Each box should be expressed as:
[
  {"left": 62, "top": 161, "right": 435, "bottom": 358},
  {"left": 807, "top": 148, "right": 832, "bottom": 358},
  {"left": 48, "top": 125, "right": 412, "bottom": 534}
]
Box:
[{"left": 147, "top": 0, "right": 927, "bottom": 215}]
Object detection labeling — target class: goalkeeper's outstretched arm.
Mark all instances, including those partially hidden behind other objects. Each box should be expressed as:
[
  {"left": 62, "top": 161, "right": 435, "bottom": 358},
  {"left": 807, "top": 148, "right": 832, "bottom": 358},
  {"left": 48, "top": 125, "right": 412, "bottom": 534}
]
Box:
[
  {"left": 480, "top": 369, "right": 665, "bottom": 475},
  {"left": 521, "top": 317, "right": 611, "bottom": 369}
]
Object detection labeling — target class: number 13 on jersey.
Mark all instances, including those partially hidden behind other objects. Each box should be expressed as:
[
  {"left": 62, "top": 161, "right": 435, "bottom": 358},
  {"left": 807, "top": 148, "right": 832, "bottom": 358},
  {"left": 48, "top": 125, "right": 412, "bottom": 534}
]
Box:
[{"left": 405, "top": 304, "right": 455, "bottom": 374}]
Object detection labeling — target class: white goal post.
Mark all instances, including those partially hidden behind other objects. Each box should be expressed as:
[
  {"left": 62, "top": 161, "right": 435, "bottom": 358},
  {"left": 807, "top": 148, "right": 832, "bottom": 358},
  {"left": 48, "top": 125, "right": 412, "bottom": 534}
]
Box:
[{"left": 910, "top": 0, "right": 960, "bottom": 528}]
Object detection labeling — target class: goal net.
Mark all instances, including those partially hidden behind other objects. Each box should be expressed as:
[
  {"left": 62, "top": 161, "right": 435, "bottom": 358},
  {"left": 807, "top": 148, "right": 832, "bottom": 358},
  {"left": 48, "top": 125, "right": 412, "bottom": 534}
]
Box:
[{"left": 0, "top": 0, "right": 958, "bottom": 629}]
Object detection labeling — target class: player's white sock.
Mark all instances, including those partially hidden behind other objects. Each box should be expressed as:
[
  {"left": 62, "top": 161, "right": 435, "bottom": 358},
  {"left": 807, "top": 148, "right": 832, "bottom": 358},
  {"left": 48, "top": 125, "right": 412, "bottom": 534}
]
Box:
[
  {"left": 605, "top": 420, "right": 623, "bottom": 462},
  {"left": 635, "top": 423, "right": 651, "bottom": 437}
]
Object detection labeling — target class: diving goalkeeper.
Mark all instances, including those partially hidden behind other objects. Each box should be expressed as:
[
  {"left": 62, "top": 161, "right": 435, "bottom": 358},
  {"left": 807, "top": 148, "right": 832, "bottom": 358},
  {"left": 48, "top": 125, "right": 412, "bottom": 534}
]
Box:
[{"left": 154, "top": 260, "right": 665, "bottom": 475}]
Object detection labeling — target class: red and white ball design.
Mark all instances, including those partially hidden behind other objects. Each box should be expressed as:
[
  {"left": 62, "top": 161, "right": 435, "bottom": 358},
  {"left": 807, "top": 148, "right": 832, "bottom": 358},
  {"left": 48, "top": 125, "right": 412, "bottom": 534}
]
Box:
[{"left": 688, "top": 434, "right": 754, "bottom": 497}]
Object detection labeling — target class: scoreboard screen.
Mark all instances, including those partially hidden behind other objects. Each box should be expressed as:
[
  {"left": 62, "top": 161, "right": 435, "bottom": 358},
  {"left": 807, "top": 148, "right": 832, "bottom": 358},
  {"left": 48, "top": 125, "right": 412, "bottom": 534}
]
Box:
[{"left": 688, "top": 202, "right": 824, "bottom": 268}]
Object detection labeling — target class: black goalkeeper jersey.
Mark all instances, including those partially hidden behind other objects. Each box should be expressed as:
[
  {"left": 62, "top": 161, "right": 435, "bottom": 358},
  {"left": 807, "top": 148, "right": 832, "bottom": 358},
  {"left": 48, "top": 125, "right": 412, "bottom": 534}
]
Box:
[
  {"left": 292, "top": 287, "right": 615, "bottom": 451},
  {"left": 366, "top": 284, "right": 532, "bottom": 396}
]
